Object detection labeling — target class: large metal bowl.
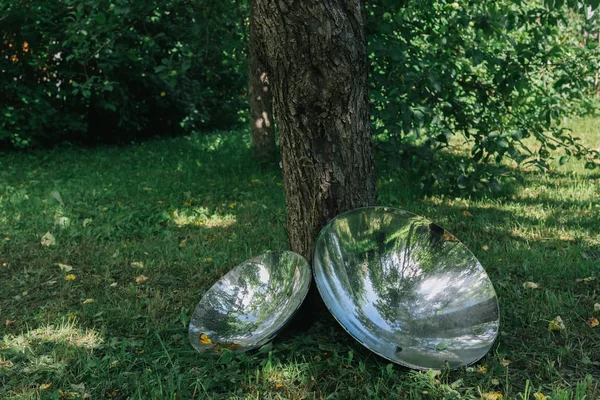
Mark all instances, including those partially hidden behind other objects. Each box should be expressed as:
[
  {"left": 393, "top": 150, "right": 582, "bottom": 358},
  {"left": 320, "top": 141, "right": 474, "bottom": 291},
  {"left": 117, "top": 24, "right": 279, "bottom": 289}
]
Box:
[
  {"left": 189, "top": 251, "right": 311, "bottom": 353},
  {"left": 313, "top": 207, "right": 499, "bottom": 369}
]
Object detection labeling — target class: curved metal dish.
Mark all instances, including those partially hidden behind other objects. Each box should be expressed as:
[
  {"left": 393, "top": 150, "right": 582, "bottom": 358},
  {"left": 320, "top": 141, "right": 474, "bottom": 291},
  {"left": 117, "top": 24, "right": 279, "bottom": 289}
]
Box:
[
  {"left": 313, "top": 207, "right": 499, "bottom": 370},
  {"left": 189, "top": 251, "right": 311, "bottom": 354}
]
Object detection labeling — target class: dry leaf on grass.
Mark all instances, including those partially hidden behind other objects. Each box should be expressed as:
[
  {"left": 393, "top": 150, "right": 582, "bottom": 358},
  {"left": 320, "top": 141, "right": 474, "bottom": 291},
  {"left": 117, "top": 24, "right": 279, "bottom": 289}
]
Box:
[
  {"left": 131, "top": 262, "right": 144, "bottom": 269},
  {"left": 82, "top": 298, "right": 94, "bottom": 305},
  {"left": 576, "top": 277, "right": 596, "bottom": 283},
  {"left": 522, "top": 281, "right": 539, "bottom": 289},
  {"left": 58, "top": 263, "right": 73, "bottom": 272},
  {"left": 587, "top": 317, "right": 599, "bottom": 328},
  {"left": 594, "top": 303, "right": 600, "bottom": 312},
  {"left": 135, "top": 275, "right": 148, "bottom": 285},
  {"left": 64, "top": 274, "right": 76, "bottom": 281},
  {"left": 41, "top": 232, "right": 56, "bottom": 247},
  {"left": 482, "top": 392, "right": 503, "bottom": 400},
  {"left": 548, "top": 316, "right": 565, "bottom": 331}
]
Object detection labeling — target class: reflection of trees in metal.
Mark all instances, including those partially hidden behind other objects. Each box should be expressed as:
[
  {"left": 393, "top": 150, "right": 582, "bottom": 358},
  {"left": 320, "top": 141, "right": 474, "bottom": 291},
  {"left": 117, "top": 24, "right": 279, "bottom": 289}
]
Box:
[
  {"left": 313, "top": 207, "right": 499, "bottom": 370},
  {"left": 189, "top": 251, "right": 311, "bottom": 354}
]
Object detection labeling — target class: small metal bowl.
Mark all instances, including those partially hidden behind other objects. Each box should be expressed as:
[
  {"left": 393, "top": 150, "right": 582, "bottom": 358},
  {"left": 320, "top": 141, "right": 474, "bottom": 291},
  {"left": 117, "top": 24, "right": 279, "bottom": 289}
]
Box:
[
  {"left": 313, "top": 207, "right": 499, "bottom": 369},
  {"left": 189, "top": 251, "right": 311, "bottom": 354}
]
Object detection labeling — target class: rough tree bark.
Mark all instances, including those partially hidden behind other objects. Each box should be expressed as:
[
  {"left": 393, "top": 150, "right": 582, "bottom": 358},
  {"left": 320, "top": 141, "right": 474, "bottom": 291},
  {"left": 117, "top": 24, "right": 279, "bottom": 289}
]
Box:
[
  {"left": 253, "top": 0, "right": 377, "bottom": 260},
  {"left": 248, "top": 0, "right": 276, "bottom": 159}
]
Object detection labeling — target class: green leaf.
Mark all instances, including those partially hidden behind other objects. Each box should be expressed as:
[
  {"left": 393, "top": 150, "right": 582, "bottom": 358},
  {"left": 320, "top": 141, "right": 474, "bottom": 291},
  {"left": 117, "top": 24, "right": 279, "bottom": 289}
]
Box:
[
  {"left": 457, "top": 175, "right": 469, "bottom": 189},
  {"left": 218, "top": 350, "right": 234, "bottom": 364},
  {"left": 258, "top": 342, "right": 273, "bottom": 354},
  {"left": 559, "top": 156, "right": 569, "bottom": 165},
  {"left": 96, "top": 12, "right": 106, "bottom": 24}
]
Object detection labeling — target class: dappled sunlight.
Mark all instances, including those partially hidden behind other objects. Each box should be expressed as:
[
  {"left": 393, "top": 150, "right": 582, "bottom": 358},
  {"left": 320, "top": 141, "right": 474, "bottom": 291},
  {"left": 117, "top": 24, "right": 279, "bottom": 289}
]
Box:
[
  {"left": 248, "top": 360, "right": 312, "bottom": 398},
  {"left": 167, "top": 207, "right": 236, "bottom": 228},
  {"left": 2, "top": 319, "right": 103, "bottom": 351}
]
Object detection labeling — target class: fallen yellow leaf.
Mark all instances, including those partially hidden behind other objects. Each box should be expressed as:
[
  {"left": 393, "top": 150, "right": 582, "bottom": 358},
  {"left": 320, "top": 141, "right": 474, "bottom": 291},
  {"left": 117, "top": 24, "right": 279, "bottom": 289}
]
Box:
[
  {"left": 576, "top": 277, "right": 596, "bottom": 283},
  {"left": 135, "top": 275, "right": 148, "bottom": 285},
  {"left": 229, "top": 202, "right": 237, "bottom": 209},
  {"left": 482, "top": 244, "right": 489, "bottom": 251},
  {"left": 275, "top": 383, "right": 283, "bottom": 390},
  {"left": 523, "top": 281, "right": 539, "bottom": 289},
  {"left": 65, "top": 274, "right": 76, "bottom": 281},
  {"left": 39, "top": 383, "right": 52, "bottom": 390},
  {"left": 58, "top": 263, "right": 73, "bottom": 272},
  {"left": 199, "top": 333, "right": 212, "bottom": 345},
  {"left": 533, "top": 393, "right": 548, "bottom": 400},
  {"left": 462, "top": 210, "right": 472, "bottom": 217},
  {"left": 82, "top": 298, "right": 94, "bottom": 305},
  {"left": 587, "top": 317, "right": 599, "bottom": 328},
  {"left": 482, "top": 392, "right": 503, "bottom": 400},
  {"left": 501, "top": 359, "right": 511, "bottom": 367},
  {"left": 131, "top": 262, "right": 144, "bottom": 269},
  {"left": 41, "top": 232, "right": 56, "bottom": 247},
  {"left": 548, "top": 316, "right": 565, "bottom": 331},
  {"left": 478, "top": 365, "right": 488, "bottom": 374}
]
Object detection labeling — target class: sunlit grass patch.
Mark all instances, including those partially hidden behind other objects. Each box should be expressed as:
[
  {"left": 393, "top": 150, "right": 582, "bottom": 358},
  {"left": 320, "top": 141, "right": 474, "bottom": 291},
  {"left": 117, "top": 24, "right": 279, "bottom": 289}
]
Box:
[
  {"left": 0, "top": 119, "right": 599, "bottom": 399},
  {"left": 3, "top": 319, "right": 103, "bottom": 352},
  {"left": 167, "top": 207, "right": 236, "bottom": 228}
]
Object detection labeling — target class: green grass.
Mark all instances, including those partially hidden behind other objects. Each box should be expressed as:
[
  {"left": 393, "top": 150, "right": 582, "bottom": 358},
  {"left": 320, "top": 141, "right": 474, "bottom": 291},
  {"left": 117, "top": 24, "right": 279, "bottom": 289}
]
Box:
[{"left": 1, "top": 117, "right": 599, "bottom": 399}]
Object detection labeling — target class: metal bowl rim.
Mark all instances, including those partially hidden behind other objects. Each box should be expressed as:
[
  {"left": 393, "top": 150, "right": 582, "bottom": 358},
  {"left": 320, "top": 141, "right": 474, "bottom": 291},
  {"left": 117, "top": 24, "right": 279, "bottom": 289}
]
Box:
[
  {"left": 312, "top": 206, "right": 500, "bottom": 370},
  {"left": 189, "top": 250, "right": 313, "bottom": 353}
]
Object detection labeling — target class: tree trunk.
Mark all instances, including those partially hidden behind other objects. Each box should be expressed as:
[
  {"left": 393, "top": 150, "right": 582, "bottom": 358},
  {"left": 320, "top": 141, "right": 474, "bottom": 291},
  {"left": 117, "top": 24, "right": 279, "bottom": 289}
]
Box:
[
  {"left": 253, "top": 0, "right": 377, "bottom": 260},
  {"left": 248, "top": 1, "right": 276, "bottom": 159}
]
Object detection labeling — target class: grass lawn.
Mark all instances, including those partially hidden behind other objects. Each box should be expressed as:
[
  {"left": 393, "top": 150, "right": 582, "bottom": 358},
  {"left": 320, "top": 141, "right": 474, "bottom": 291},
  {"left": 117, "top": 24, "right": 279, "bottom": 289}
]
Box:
[{"left": 0, "top": 117, "right": 599, "bottom": 399}]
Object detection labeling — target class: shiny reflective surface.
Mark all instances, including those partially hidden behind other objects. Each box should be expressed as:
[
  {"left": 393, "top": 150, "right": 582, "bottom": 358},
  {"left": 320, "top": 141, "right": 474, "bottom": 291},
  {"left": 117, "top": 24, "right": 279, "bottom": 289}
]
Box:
[
  {"left": 313, "top": 207, "right": 499, "bottom": 370},
  {"left": 189, "top": 251, "right": 311, "bottom": 353}
]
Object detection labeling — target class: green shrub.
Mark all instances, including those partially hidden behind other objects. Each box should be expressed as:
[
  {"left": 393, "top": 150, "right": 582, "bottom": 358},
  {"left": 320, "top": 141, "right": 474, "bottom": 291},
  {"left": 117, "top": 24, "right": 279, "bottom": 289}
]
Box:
[
  {"left": 367, "top": 0, "right": 600, "bottom": 192},
  {"left": 0, "top": 0, "right": 247, "bottom": 148}
]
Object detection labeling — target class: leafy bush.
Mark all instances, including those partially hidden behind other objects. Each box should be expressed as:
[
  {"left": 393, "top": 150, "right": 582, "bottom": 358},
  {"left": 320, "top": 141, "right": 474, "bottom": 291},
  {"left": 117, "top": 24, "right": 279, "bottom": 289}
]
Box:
[
  {"left": 0, "top": 0, "right": 247, "bottom": 148},
  {"left": 367, "top": 0, "right": 600, "bottom": 192}
]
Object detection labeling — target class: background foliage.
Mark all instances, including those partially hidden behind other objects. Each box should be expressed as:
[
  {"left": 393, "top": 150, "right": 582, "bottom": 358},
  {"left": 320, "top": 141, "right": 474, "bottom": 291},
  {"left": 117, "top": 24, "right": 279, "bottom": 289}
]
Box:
[
  {"left": 1, "top": 0, "right": 599, "bottom": 191},
  {"left": 0, "top": 0, "right": 247, "bottom": 148},
  {"left": 366, "top": 0, "right": 600, "bottom": 192}
]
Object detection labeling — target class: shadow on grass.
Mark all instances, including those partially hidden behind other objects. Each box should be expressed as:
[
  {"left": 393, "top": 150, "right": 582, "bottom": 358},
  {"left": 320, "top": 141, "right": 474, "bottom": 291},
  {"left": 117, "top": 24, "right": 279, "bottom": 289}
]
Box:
[{"left": 2, "top": 129, "right": 599, "bottom": 399}]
